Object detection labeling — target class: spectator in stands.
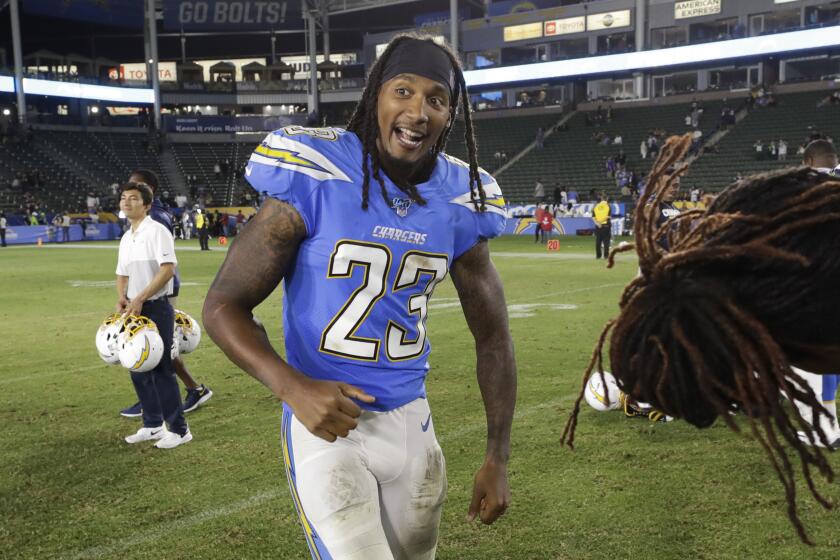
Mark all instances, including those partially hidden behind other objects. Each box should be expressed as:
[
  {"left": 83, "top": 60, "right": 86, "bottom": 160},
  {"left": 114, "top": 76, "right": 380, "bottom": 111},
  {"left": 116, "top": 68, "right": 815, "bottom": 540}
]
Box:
[
  {"left": 778, "top": 139, "right": 788, "bottom": 161},
  {"left": 0, "top": 212, "right": 6, "bottom": 247},
  {"left": 500, "top": 151, "right": 508, "bottom": 164},
  {"left": 214, "top": 162, "right": 222, "bottom": 178},
  {"left": 613, "top": 134, "right": 623, "bottom": 145},
  {"left": 691, "top": 129, "right": 703, "bottom": 154},
  {"left": 616, "top": 149, "right": 626, "bottom": 167},
  {"left": 535, "top": 127, "right": 544, "bottom": 149},
  {"left": 647, "top": 134, "right": 659, "bottom": 158},
  {"left": 494, "top": 151, "right": 502, "bottom": 167},
  {"left": 690, "top": 187, "right": 700, "bottom": 203},
  {"left": 606, "top": 156, "right": 616, "bottom": 177},
  {"left": 640, "top": 139, "right": 648, "bottom": 160},
  {"left": 534, "top": 178, "right": 545, "bottom": 204},
  {"left": 754, "top": 140, "right": 764, "bottom": 160},
  {"left": 552, "top": 185, "right": 563, "bottom": 209},
  {"left": 769, "top": 140, "right": 778, "bottom": 160}
]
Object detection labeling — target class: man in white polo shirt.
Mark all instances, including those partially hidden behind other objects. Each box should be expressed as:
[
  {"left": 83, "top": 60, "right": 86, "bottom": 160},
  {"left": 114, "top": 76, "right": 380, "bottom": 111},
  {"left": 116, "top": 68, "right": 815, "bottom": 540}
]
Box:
[{"left": 116, "top": 182, "right": 192, "bottom": 449}]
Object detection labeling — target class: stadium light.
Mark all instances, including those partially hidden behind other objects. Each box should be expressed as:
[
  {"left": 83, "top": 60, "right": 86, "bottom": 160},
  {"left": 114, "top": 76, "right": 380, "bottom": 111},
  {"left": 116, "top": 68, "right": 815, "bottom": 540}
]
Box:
[
  {"left": 0, "top": 76, "right": 14, "bottom": 93},
  {"left": 464, "top": 25, "right": 840, "bottom": 88},
  {"left": 22, "top": 78, "right": 154, "bottom": 103},
  {"left": 2, "top": 108, "right": 10, "bottom": 116},
  {"left": 90, "top": 106, "right": 99, "bottom": 114}
]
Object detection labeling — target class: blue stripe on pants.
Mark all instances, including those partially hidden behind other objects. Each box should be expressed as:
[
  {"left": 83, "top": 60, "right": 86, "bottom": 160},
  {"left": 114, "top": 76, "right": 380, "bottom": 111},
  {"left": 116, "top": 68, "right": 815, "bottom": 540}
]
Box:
[
  {"left": 281, "top": 405, "right": 333, "bottom": 560},
  {"left": 822, "top": 374, "right": 839, "bottom": 402}
]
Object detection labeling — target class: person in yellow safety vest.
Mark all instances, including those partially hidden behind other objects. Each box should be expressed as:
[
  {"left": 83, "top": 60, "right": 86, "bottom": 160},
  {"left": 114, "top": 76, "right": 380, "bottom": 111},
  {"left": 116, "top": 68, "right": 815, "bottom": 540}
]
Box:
[
  {"left": 195, "top": 209, "right": 210, "bottom": 251},
  {"left": 592, "top": 193, "right": 612, "bottom": 259}
]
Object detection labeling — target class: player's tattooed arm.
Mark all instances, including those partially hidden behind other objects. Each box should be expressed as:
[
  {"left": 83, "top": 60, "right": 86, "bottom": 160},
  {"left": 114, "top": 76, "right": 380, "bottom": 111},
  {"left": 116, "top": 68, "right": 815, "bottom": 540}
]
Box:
[
  {"left": 451, "top": 239, "right": 516, "bottom": 525},
  {"left": 203, "top": 198, "right": 373, "bottom": 442},
  {"left": 203, "top": 198, "right": 306, "bottom": 399}
]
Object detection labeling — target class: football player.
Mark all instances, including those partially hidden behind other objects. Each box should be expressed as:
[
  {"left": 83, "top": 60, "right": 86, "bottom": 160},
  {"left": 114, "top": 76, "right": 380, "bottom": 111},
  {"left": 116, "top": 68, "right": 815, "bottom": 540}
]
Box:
[
  {"left": 203, "top": 35, "right": 516, "bottom": 559},
  {"left": 119, "top": 169, "right": 213, "bottom": 418}
]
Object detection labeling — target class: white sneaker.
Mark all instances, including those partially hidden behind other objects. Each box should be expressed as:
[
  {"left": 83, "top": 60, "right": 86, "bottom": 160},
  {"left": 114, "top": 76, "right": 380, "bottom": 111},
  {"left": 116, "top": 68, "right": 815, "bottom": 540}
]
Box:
[
  {"left": 125, "top": 425, "right": 167, "bottom": 444},
  {"left": 155, "top": 429, "right": 193, "bottom": 449}
]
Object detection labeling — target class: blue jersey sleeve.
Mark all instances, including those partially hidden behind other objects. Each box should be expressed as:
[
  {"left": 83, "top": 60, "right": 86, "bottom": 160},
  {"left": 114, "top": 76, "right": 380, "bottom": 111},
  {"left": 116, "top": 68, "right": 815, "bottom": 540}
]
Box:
[
  {"left": 245, "top": 127, "right": 353, "bottom": 234},
  {"left": 149, "top": 199, "right": 174, "bottom": 233},
  {"left": 449, "top": 169, "right": 507, "bottom": 259}
]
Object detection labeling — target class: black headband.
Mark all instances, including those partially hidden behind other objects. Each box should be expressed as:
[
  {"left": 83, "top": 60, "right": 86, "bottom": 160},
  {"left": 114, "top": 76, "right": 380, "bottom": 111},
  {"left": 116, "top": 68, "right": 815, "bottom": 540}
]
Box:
[{"left": 381, "top": 38, "right": 457, "bottom": 101}]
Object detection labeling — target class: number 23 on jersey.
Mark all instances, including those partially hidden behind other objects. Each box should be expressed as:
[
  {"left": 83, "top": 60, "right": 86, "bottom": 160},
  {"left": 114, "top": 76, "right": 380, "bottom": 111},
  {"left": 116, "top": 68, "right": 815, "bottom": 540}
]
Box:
[{"left": 319, "top": 240, "right": 448, "bottom": 363}]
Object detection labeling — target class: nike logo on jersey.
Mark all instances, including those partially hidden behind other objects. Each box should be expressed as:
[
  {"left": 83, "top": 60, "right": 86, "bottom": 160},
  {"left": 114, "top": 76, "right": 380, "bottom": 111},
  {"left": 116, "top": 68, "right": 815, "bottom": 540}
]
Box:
[
  {"left": 245, "top": 165, "right": 253, "bottom": 176},
  {"left": 421, "top": 413, "right": 432, "bottom": 432}
]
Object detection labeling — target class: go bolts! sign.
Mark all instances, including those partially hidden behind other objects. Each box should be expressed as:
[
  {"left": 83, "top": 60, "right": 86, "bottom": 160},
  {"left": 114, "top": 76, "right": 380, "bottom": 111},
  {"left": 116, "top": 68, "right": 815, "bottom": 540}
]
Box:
[{"left": 164, "top": 1, "right": 300, "bottom": 30}]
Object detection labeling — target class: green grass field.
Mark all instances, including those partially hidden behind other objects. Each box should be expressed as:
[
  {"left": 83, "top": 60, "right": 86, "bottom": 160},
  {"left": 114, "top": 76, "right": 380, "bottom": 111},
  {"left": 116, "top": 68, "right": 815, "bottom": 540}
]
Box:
[{"left": 2, "top": 235, "right": 839, "bottom": 559}]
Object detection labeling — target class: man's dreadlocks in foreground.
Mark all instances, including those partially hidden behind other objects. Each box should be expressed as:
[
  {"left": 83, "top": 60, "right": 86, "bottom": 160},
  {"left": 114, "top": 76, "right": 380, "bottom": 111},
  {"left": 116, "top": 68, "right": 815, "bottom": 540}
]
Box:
[
  {"left": 562, "top": 133, "right": 840, "bottom": 544},
  {"left": 347, "top": 33, "right": 486, "bottom": 211}
]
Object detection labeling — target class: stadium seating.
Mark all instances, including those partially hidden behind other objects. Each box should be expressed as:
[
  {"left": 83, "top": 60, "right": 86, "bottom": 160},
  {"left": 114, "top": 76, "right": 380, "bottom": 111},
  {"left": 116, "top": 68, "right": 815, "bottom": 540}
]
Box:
[
  {"left": 687, "top": 91, "right": 840, "bottom": 189},
  {"left": 1, "top": 89, "right": 835, "bottom": 214},
  {"left": 498, "top": 99, "right": 727, "bottom": 203},
  {"left": 445, "top": 112, "right": 562, "bottom": 174}
]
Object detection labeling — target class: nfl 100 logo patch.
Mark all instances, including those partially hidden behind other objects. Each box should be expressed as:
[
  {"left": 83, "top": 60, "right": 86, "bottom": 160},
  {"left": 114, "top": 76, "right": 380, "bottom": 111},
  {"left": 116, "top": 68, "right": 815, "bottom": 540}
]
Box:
[{"left": 391, "top": 197, "right": 412, "bottom": 217}]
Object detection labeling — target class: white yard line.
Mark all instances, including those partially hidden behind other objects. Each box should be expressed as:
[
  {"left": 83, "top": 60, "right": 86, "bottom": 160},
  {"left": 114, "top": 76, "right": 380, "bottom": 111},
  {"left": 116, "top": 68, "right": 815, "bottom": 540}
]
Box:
[{"left": 6, "top": 244, "right": 227, "bottom": 252}]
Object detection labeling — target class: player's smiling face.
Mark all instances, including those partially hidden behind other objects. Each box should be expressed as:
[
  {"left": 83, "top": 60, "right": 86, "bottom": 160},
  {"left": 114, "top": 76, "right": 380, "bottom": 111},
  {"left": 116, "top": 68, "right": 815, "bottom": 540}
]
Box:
[{"left": 376, "top": 73, "right": 451, "bottom": 165}]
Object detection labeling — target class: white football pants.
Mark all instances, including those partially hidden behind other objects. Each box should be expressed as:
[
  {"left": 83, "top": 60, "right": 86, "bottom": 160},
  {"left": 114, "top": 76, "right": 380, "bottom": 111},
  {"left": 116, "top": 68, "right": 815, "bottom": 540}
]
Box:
[
  {"left": 280, "top": 397, "right": 447, "bottom": 560},
  {"left": 791, "top": 367, "right": 840, "bottom": 442}
]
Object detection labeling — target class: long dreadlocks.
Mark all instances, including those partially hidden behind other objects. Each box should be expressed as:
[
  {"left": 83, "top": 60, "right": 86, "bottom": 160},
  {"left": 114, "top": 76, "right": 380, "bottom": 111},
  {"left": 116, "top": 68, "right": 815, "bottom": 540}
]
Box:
[
  {"left": 346, "top": 33, "right": 486, "bottom": 211},
  {"left": 562, "top": 133, "right": 840, "bottom": 544}
]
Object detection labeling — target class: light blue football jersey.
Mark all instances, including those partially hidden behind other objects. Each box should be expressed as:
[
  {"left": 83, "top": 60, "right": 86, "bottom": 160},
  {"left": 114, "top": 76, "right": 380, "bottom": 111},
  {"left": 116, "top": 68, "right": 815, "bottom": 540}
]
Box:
[{"left": 246, "top": 125, "right": 507, "bottom": 411}]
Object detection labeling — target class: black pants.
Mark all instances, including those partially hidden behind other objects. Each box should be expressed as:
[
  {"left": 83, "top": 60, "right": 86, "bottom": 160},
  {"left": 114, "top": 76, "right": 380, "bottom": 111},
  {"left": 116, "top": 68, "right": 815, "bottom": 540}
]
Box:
[
  {"left": 595, "top": 225, "right": 611, "bottom": 259},
  {"left": 198, "top": 227, "right": 209, "bottom": 250},
  {"left": 199, "top": 227, "right": 209, "bottom": 250},
  {"left": 0, "top": 228, "right": 5, "bottom": 247},
  {"left": 130, "top": 298, "right": 188, "bottom": 435}
]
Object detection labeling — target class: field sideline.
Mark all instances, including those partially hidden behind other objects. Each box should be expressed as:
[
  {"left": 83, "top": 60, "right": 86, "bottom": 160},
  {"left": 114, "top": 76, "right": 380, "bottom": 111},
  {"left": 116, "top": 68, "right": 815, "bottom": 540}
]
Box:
[{"left": 2, "top": 235, "right": 839, "bottom": 559}]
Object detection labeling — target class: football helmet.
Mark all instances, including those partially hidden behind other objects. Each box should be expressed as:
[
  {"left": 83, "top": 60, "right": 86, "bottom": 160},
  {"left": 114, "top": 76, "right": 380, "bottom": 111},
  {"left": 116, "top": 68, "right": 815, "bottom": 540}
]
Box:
[
  {"left": 117, "top": 315, "right": 164, "bottom": 372},
  {"left": 584, "top": 370, "right": 621, "bottom": 411},
  {"left": 95, "top": 313, "right": 125, "bottom": 364},
  {"left": 170, "top": 330, "right": 181, "bottom": 361},
  {"left": 174, "top": 310, "right": 201, "bottom": 354}
]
